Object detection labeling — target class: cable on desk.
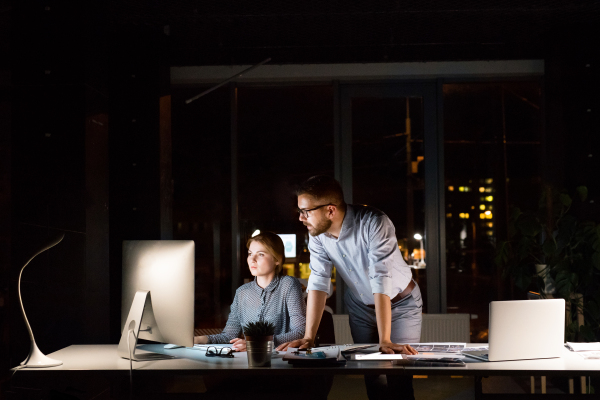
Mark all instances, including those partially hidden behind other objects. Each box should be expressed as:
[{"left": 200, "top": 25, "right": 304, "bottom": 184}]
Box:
[
  {"left": 10, "top": 365, "right": 24, "bottom": 378},
  {"left": 127, "top": 329, "right": 136, "bottom": 400},
  {"left": 9, "top": 365, "right": 25, "bottom": 393}
]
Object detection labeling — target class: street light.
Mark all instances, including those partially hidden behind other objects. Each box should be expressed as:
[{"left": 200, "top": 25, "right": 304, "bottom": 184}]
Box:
[{"left": 413, "top": 233, "right": 426, "bottom": 269}]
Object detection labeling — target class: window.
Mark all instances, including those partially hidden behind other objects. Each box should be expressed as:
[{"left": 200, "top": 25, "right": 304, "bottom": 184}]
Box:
[{"left": 443, "top": 82, "right": 542, "bottom": 341}]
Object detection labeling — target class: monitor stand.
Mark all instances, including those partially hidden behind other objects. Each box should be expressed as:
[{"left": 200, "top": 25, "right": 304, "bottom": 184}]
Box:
[{"left": 118, "top": 290, "right": 175, "bottom": 361}]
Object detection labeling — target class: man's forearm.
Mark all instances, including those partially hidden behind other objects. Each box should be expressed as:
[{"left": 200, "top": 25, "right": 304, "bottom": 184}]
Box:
[
  {"left": 304, "top": 290, "right": 328, "bottom": 340},
  {"left": 194, "top": 335, "right": 209, "bottom": 344},
  {"left": 374, "top": 293, "right": 392, "bottom": 343}
]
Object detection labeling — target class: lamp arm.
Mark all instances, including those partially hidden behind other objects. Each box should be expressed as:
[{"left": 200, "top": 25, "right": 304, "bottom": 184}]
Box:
[{"left": 18, "top": 233, "right": 65, "bottom": 343}]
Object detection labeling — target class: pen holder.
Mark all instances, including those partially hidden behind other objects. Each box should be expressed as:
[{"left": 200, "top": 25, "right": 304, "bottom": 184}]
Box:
[{"left": 245, "top": 335, "right": 273, "bottom": 367}]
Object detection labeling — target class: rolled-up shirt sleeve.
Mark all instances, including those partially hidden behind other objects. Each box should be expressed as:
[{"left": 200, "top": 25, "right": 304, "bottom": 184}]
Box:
[
  {"left": 206, "top": 290, "right": 242, "bottom": 344},
  {"left": 306, "top": 235, "right": 334, "bottom": 296},
  {"left": 366, "top": 215, "right": 397, "bottom": 298}
]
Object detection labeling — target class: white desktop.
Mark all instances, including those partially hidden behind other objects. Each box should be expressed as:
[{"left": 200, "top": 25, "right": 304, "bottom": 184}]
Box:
[{"left": 118, "top": 240, "right": 195, "bottom": 360}]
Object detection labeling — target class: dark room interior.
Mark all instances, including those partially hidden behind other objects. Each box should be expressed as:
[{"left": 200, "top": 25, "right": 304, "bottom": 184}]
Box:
[{"left": 1, "top": 1, "right": 599, "bottom": 399}]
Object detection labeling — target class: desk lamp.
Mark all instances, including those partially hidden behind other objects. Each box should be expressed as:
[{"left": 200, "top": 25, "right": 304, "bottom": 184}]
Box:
[{"left": 18, "top": 233, "right": 65, "bottom": 368}]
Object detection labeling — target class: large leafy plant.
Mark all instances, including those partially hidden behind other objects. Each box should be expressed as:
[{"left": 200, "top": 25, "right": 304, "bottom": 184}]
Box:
[{"left": 495, "top": 186, "right": 600, "bottom": 341}]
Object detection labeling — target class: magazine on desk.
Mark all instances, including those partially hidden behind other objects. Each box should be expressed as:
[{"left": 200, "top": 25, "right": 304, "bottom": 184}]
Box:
[
  {"left": 354, "top": 343, "right": 466, "bottom": 362},
  {"left": 407, "top": 343, "right": 466, "bottom": 353},
  {"left": 284, "top": 344, "right": 468, "bottom": 365}
]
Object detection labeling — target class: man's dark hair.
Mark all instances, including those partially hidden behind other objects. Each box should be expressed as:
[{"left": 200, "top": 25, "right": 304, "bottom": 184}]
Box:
[{"left": 295, "top": 175, "right": 346, "bottom": 206}]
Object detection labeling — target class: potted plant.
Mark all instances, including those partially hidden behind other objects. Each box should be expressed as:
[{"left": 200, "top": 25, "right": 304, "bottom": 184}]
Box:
[
  {"left": 495, "top": 186, "right": 600, "bottom": 341},
  {"left": 243, "top": 320, "right": 276, "bottom": 367}
]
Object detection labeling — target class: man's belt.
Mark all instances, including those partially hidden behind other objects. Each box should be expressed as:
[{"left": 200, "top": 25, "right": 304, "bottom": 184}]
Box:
[{"left": 366, "top": 280, "right": 416, "bottom": 309}]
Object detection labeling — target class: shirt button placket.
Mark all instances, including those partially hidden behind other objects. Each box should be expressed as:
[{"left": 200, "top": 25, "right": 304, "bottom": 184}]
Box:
[{"left": 260, "top": 291, "right": 266, "bottom": 319}]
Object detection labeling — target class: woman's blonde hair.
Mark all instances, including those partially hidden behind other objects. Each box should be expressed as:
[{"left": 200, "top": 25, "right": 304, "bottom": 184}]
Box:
[{"left": 246, "top": 231, "right": 286, "bottom": 275}]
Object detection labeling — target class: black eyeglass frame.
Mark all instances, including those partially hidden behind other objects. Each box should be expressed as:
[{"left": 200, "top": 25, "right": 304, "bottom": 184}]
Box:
[
  {"left": 205, "top": 346, "right": 235, "bottom": 358},
  {"left": 297, "top": 203, "right": 337, "bottom": 218}
]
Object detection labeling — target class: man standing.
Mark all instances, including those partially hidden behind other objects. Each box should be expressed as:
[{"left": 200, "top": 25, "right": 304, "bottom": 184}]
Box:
[{"left": 277, "top": 175, "right": 422, "bottom": 400}]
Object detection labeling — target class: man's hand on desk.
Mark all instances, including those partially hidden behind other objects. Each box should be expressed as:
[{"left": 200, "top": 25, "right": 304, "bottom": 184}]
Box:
[
  {"left": 379, "top": 342, "right": 418, "bottom": 355},
  {"left": 230, "top": 338, "right": 247, "bottom": 352},
  {"left": 275, "top": 338, "right": 315, "bottom": 351}
]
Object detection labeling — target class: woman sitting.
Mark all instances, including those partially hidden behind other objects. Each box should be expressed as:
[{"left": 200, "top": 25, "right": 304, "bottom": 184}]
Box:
[{"left": 194, "top": 231, "right": 306, "bottom": 350}]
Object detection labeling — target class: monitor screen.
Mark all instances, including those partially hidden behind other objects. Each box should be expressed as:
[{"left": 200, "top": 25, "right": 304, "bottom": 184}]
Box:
[
  {"left": 121, "top": 240, "right": 195, "bottom": 348},
  {"left": 277, "top": 234, "right": 296, "bottom": 259}
]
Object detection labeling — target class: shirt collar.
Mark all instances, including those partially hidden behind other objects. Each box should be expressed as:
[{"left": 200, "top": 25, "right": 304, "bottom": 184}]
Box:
[
  {"left": 324, "top": 204, "right": 355, "bottom": 241},
  {"left": 252, "top": 274, "right": 281, "bottom": 293}
]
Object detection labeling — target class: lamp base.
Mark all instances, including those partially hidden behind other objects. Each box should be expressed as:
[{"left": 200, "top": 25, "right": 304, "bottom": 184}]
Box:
[{"left": 21, "top": 342, "right": 62, "bottom": 368}]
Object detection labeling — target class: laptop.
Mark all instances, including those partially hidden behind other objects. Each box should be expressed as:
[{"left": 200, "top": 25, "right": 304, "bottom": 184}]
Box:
[{"left": 464, "top": 299, "right": 565, "bottom": 362}]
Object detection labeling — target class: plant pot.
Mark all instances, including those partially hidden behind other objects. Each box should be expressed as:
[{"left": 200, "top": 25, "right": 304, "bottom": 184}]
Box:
[{"left": 245, "top": 335, "right": 273, "bottom": 367}]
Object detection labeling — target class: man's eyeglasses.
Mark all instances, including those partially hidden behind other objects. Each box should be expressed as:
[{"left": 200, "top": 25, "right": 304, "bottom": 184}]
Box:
[
  {"left": 297, "top": 203, "right": 336, "bottom": 218},
  {"left": 205, "top": 346, "right": 234, "bottom": 358}
]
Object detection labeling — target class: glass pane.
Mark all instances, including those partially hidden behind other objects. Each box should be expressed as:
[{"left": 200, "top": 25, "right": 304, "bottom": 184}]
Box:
[
  {"left": 443, "top": 82, "right": 542, "bottom": 342},
  {"left": 237, "top": 86, "right": 336, "bottom": 310},
  {"left": 171, "top": 86, "right": 232, "bottom": 329},
  {"left": 351, "top": 97, "right": 427, "bottom": 308}
]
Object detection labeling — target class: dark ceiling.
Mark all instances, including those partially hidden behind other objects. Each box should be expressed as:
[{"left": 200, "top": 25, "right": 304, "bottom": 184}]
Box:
[{"left": 109, "top": 0, "right": 600, "bottom": 65}]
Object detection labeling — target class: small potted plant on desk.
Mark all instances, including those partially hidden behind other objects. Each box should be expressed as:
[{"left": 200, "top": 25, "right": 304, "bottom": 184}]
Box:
[{"left": 243, "top": 320, "right": 276, "bottom": 367}]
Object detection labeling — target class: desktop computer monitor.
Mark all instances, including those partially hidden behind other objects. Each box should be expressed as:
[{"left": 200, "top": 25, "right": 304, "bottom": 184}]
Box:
[{"left": 118, "top": 240, "right": 195, "bottom": 360}]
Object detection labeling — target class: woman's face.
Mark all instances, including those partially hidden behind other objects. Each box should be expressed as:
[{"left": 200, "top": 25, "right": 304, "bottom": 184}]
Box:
[{"left": 247, "top": 241, "right": 278, "bottom": 278}]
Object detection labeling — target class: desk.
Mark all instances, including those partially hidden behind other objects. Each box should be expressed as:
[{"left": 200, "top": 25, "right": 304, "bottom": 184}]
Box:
[
  {"left": 14, "top": 344, "right": 600, "bottom": 376},
  {"left": 9, "top": 344, "right": 600, "bottom": 398},
  {"left": 11, "top": 344, "right": 398, "bottom": 376}
]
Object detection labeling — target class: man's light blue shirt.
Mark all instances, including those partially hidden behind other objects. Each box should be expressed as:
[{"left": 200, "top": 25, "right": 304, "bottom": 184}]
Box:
[{"left": 306, "top": 204, "right": 413, "bottom": 306}]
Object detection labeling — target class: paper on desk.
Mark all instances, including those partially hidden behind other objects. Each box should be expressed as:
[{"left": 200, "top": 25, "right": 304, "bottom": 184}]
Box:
[
  {"left": 463, "top": 345, "right": 488, "bottom": 351},
  {"left": 355, "top": 352, "right": 404, "bottom": 360},
  {"left": 355, "top": 352, "right": 465, "bottom": 360},
  {"left": 565, "top": 342, "right": 600, "bottom": 352},
  {"left": 576, "top": 351, "right": 600, "bottom": 360}
]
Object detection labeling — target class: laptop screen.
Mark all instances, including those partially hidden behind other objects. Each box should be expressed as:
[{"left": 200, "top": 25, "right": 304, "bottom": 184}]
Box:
[{"left": 488, "top": 299, "right": 565, "bottom": 362}]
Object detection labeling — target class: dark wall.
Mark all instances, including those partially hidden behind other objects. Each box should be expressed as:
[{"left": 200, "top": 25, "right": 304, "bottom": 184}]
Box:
[
  {"left": 545, "top": 42, "right": 600, "bottom": 219},
  {"left": 108, "top": 26, "right": 169, "bottom": 343},
  {"left": 3, "top": 2, "right": 110, "bottom": 374},
  {"left": 0, "top": 0, "right": 11, "bottom": 376},
  {"left": 1, "top": 4, "right": 170, "bottom": 375}
]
